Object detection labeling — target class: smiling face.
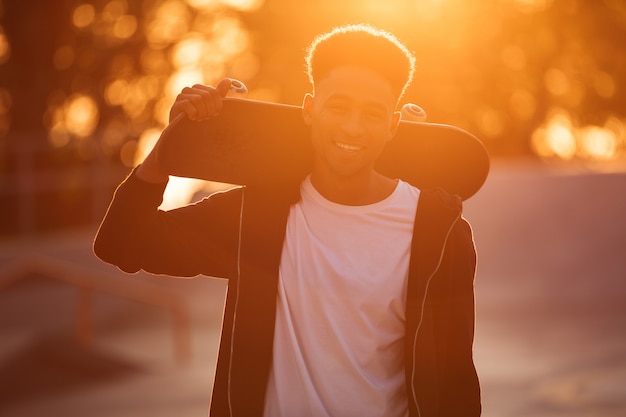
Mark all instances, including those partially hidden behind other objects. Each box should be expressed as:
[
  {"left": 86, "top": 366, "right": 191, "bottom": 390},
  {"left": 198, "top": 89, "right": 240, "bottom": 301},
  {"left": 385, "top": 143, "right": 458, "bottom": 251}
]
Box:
[{"left": 302, "top": 66, "right": 401, "bottom": 184}]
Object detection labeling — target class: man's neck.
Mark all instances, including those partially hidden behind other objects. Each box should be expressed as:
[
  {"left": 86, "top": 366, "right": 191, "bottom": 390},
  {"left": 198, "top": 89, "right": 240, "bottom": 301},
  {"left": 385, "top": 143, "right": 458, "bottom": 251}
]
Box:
[{"left": 310, "top": 169, "right": 397, "bottom": 206}]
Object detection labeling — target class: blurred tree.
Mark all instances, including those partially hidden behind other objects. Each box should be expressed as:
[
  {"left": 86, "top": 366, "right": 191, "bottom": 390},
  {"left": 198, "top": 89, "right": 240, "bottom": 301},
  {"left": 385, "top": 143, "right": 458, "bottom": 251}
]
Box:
[
  {"left": 2, "top": 0, "right": 625, "bottom": 159},
  {"left": 0, "top": 0, "right": 625, "bottom": 235}
]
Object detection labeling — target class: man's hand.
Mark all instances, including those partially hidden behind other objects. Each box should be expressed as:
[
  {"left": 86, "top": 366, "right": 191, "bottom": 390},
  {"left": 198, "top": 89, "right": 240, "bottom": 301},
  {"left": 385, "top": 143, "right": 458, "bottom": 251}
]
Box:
[
  {"left": 169, "top": 79, "right": 233, "bottom": 123},
  {"left": 136, "top": 79, "right": 234, "bottom": 183}
]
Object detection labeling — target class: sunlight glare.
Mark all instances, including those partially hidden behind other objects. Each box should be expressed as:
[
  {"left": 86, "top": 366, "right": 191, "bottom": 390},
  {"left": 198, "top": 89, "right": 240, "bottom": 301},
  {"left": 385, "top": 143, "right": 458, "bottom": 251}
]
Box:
[
  {"left": 160, "top": 177, "right": 208, "bottom": 210},
  {"left": 185, "top": 0, "right": 220, "bottom": 10},
  {"left": 579, "top": 126, "right": 617, "bottom": 160},
  {"left": 172, "top": 34, "right": 207, "bottom": 68},
  {"left": 145, "top": 0, "right": 191, "bottom": 48},
  {"left": 167, "top": 69, "right": 205, "bottom": 98},
  {"left": 507, "top": 0, "right": 553, "bottom": 13},
  {"left": 213, "top": 17, "right": 249, "bottom": 58},
  {"left": 531, "top": 109, "right": 626, "bottom": 163},
  {"left": 545, "top": 115, "right": 576, "bottom": 160},
  {"left": 414, "top": 0, "right": 449, "bottom": 20},
  {"left": 220, "top": 0, "right": 264, "bottom": 12},
  {"left": 532, "top": 110, "right": 576, "bottom": 160}
]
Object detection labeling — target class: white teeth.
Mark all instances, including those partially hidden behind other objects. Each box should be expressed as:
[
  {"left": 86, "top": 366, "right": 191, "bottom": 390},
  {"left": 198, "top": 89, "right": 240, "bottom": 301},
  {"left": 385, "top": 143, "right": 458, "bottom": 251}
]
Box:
[{"left": 335, "top": 142, "right": 363, "bottom": 152}]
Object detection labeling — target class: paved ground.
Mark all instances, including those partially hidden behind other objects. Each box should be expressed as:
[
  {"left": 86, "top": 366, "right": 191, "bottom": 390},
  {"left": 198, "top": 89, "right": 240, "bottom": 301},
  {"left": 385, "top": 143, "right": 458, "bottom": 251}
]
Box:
[
  {"left": 0, "top": 160, "right": 625, "bottom": 416},
  {"left": 465, "top": 161, "right": 626, "bottom": 417}
]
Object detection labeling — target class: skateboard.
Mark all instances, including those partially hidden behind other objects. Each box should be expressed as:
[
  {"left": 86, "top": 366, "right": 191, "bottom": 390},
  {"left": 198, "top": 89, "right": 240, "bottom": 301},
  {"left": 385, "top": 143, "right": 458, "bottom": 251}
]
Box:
[{"left": 156, "top": 98, "right": 490, "bottom": 200}]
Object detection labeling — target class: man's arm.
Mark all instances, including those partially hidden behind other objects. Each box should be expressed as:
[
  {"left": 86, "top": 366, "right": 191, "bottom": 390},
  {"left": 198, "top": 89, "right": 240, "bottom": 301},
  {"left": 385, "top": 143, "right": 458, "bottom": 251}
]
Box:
[
  {"left": 93, "top": 168, "right": 243, "bottom": 278},
  {"left": 94, "top": 79, "right": 242, "bottom": 277}
]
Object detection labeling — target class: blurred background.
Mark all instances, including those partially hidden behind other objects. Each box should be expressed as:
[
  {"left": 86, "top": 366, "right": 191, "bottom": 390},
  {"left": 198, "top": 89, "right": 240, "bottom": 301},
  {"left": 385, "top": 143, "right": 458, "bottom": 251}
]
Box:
[{"left": 0, "top": 0, "right": 625, "bottom": 416}]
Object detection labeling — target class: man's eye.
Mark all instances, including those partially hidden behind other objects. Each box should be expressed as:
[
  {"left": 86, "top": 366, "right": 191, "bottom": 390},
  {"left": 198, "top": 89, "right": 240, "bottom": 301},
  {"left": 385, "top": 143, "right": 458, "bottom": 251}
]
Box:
[
  {"left": 365, "top": 111, "right": 384, "bottom": 120},
  {"left": 328, "top": 103, "right": 347, "bottom": 113}
]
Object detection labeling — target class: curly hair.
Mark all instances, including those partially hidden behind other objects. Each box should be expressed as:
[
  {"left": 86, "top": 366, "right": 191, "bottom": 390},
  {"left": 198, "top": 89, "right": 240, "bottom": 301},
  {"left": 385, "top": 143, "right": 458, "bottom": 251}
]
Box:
[{"left": 305, "top": 24, "right": 416, "bottom": 101}]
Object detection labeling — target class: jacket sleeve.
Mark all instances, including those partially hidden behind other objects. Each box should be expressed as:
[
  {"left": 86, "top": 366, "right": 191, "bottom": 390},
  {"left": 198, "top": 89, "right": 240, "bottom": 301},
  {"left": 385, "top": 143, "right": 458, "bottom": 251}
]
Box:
[
  {"left": 93, "top": 167, "right": 243, "bottom": 278},
  {"left": 429, "top": 217, "right": 482, "bottom": 416}
]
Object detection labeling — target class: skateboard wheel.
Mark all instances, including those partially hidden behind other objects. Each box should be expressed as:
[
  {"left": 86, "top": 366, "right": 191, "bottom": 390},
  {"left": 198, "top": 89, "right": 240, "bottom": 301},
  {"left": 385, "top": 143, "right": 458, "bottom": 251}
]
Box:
[
  {"left": 230, "top": 79, "right": 248, "bottom": 94},
  {"left": 401, "top": 103, "right": 426, "bottom": 122}
]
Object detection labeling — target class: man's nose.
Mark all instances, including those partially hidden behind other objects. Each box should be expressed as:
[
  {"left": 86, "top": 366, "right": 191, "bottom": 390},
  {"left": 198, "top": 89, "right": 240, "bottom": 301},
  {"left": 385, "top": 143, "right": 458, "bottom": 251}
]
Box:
[{"left": 340, "top": 111, "right": 365, "bottom": 136}]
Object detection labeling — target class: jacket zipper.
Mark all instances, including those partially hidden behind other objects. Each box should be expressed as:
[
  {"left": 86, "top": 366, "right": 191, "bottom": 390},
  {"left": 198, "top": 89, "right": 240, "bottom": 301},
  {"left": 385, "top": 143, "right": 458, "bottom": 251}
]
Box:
[{"left": 228, "top": 186, "right": 246, "bottom": 417}]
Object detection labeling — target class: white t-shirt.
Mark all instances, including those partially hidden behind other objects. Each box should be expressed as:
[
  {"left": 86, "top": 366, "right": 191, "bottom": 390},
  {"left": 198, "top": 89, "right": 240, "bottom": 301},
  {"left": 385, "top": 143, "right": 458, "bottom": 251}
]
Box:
[{"left": 263, "top": 176, "right": 420, "bottom": 417}]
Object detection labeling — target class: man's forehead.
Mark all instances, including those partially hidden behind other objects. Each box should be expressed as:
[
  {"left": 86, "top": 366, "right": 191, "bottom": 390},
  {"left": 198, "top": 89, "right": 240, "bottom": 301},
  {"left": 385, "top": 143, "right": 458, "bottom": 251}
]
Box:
[
  {"left": 323, "top": 92, "right": 390, "bottom": 110},
  {"left": 314, "top": 66, "right": 398, "bottom": 106}
]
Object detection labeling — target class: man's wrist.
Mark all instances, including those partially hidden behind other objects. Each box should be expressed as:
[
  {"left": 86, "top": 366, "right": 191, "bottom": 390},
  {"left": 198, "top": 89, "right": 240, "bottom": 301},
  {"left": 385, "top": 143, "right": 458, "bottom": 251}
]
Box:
[{"left": 135, "top": 161, "right": 169, "bottom": 184}]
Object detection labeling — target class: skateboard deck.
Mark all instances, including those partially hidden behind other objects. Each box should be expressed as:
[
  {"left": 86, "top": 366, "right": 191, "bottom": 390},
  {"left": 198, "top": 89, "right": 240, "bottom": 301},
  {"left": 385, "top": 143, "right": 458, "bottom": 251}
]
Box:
[{"left": 156, "top": 98, "right": 490, "bottom": 200}]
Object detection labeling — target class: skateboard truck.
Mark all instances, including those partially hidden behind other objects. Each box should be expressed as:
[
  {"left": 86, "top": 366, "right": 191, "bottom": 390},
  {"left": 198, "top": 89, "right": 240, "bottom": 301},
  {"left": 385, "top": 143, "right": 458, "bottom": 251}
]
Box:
[
  {"left": 401, "top": 103, "right": 427, "bottom": 122},
  {"left": 229, "top": 79, "right": 248, "bottom": 94}
]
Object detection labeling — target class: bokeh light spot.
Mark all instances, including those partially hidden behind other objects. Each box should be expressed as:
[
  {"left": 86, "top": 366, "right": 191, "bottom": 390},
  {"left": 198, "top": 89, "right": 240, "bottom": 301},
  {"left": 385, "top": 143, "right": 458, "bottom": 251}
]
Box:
[
  {"left": 475, "top": 107, "right": 505, "bottom": 138},
  {"left": 213, "top": 17, "right": 249, "bottom": 58},
  {"left": 220, "top": 0, "right": 264, "bottom": 12},
  {"left": 532, "top": 110, "right": 577, "bottom": 159},
  {"left": 113, "top": 15, "right": 138, "bottom": 39},
  {"left": 141, "top": 48, "right": 169, "bottom": 74},
  {"left": 510, "top": 89, "right": 536, "bottom": 120},
  {"left": 0, "top": 27, "right": 11, "bottom": 64},
  {"left": 0, "top": 88, "right": 11, "bottom": 115},
  {"left": 53, "top": 45, "right": 75, "bottom": 70},
  {"left": 65, "top": 94, "right": 100, "bottom": 138},
  {"left": 134, "top": 128, "right": 161, "bottom": 166},
  {"left": 231, "top": 52, "right": 260, "bottom": 81},
  {"left": 104, "top": 0, "right": 128, "bottom": 17},
  {"left": 171, "top": 34, "right": 207, "bottom": 68},
  {"left": 167, "top": 69, "right": 204, "bottom": 98},
  {"left": 185, "top": 0, "right": 220, "bottom": 10},
  {"left": 101, "top": 118, "right": 128, "bottom": 155},
  {"left": 501, "top": 44, "right": 527, "bottom": 71},
  {"left": 72, "top": 4, "right": 96, "bottom": 29},
  {"left": 580, "top": 126, "right": 617, "bottom": 160},
  {"left": 105, "top": 79, "right": 129, "bottom": 106},
  {"left": 145, "top": 0, "right": 191, "bottom": 48},
  {"left": 592, "top": 71, "right": 616, "bottom": 99},
  {"left": 120, "top": 139, "right": 138, "bottom": 167},
  {"left": 545, "top": 68, "right": 570, "bottom": 96}
]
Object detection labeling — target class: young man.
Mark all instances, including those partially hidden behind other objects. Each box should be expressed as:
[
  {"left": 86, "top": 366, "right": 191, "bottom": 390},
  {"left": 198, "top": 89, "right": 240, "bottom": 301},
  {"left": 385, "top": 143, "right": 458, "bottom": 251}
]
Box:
[{"left": 95, "top": 24, "right": 481, "bottom": 417}]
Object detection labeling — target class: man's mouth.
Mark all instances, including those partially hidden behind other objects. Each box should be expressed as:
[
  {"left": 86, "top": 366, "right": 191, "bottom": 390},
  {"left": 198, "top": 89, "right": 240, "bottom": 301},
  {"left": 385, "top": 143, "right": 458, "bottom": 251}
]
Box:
[{"left": 334, "top": 142, "right": 364, "bottom": 152}]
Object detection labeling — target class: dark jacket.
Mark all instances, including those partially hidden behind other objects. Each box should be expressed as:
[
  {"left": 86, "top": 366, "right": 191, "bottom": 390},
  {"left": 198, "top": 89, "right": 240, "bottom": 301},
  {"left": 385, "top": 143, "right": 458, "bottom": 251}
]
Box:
[{"left": 94, "top": 168, "right": 481, "bottom": 417}]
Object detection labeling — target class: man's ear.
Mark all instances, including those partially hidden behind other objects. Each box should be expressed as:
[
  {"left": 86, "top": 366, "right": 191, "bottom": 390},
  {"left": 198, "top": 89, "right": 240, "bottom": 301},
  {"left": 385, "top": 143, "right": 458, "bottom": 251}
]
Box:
[
  {"left": 388, "top": 111, "right": 401, "bottom": 141},
  {"left": 302, "top": 93, "right": 314, "bottom": 126}
]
